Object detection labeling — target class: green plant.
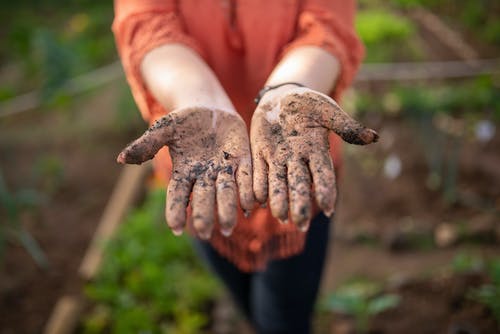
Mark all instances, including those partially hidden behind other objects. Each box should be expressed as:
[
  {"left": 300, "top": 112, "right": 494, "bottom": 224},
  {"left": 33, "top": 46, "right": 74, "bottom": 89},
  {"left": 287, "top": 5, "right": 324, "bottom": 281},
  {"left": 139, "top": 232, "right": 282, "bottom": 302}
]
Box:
[
  {"left": 389, "top": 0, "right": 500, "bottom": 44},
  {"left": 83, "top": 187, "right": 220, "bottom": 334},
  {"left": 355, "top": 78, "right": 499, "bottom": 203},
  {"left": 468, "top": 259, "right": 500, "bottom": 324},
  {"left": 1, "top": 1, "right": 115, "bottom": 101},
  {"left": 356, "top": 10, "right": 414, "bottom": 45},
  {"left": 0, "top": 169, "right": 48, "bottom": 268},
  {"left": 323, "top": 278, "right": 400, "bottom": 333},
  {"left": 356, "top": 10, "right": 421, "bottom": 62},
  {"left": 451, "top": 252, "right": 485, "bottom": 273}
]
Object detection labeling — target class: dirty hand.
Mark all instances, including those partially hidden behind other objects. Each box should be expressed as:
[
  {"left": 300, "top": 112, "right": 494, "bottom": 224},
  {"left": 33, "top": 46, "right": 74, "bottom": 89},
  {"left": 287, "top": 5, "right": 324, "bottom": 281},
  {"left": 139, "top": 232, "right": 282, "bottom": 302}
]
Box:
[
  {"left": 117, "top": 107, "right": 254, "bottom": 239},
  {"left": 251, "top": 85, "right": 378, "bottom": 231}
]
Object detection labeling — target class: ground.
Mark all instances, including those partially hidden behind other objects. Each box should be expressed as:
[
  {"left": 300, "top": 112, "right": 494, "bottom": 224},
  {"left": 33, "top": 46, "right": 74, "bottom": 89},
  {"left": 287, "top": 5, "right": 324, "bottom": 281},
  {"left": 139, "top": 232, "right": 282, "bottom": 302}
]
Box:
[{"left": 0, "top": 86, "right": 141, "bottom": 334}]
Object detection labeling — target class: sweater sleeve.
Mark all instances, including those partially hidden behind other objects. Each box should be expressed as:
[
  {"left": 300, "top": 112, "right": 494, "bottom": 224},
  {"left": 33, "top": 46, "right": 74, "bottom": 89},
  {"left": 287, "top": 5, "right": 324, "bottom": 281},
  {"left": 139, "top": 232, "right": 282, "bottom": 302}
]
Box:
[
  {"left": 281, "top": 0, "right": 365, "bottom": 99},
  {"left": 112, "top": 0, "right": 205, "bottom": 121}
]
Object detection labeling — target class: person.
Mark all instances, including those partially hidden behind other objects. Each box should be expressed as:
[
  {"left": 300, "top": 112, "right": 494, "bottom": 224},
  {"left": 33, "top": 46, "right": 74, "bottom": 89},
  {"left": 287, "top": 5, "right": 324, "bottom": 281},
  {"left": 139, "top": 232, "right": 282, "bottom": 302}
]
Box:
[{"left": 112, "top": 1, "right": 378, "bottom": 333}]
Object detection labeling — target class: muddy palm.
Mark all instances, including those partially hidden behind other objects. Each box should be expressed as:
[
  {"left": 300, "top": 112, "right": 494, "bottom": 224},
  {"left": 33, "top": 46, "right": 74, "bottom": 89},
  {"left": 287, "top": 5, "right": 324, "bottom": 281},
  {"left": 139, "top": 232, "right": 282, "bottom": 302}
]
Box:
[
  {"left": 251, "top": 87, "right": 378, "bottom": 231},
  {"left": 117, "top": 107, "right": 254, "bottom": 239}
]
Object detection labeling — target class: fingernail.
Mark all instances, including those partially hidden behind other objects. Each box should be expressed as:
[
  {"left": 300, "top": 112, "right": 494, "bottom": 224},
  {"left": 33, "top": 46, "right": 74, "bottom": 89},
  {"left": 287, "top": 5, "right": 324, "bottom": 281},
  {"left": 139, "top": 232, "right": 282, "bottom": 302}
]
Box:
[
  {"left": 116, "top": 152, "right": 126, "bottom": 164},
  {"left": 298, "top": 223, "right": 310, "bottom": 232},
  {"left": 278, "top": 218, "right": 288, "bottom": 225},
  {"left": 370, "top": 129, "right": 380, "bottom": 142},
  {"left": 361, "top": 128, "right": 379, "bottom": 143},
  {"left": 221, "top": 227, "right": 233, "bottom": 237},
  {"left": 324, "top": 208, "right": 335, "bottom": 217},
  {"left": 198, "top": 229, "right": 212, "bottom": 240},
  {"left": 172, "top": 227, "right": 183, "bottom": 236}
]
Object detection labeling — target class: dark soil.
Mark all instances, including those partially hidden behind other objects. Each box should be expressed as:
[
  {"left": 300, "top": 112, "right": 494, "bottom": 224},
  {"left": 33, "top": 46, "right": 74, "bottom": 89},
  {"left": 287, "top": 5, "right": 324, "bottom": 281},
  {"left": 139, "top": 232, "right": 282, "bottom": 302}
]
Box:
[
  {"left": 323, "top": 273, "right": 498, "bottom": 334},
  {"left": 319, "top": 113, "right": 500, "bottom": 334},
  {"left": 0, "top": 88, "right": 142, "bottom": 334},
  {"left": 335, "top": 115, "right": 500, "bottom": 247},
  {"left": 1, "top": 6, "right": 498, "bottom": 334},
  {"left": 369, "top": 273, "right": 497, "bottom": 334}
]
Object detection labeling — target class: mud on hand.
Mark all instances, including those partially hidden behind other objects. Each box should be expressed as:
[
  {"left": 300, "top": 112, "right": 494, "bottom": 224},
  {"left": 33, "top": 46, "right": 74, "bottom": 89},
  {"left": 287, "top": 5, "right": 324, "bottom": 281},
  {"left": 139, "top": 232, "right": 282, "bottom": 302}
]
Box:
[
  {"left": 117, "top": 107, "right": 254, "bottom": 239},
  {"left": 251, "top": 87, "right": 378, "bottom": 231}
]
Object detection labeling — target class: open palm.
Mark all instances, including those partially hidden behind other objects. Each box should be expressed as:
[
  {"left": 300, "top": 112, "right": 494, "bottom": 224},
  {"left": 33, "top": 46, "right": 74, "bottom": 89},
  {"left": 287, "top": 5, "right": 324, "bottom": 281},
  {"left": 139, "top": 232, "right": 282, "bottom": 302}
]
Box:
[
  {"left": 251, "top": 87, "right": 378, "bottom": 231},
  {"left": 117, "top": 107, "right": 254, "bottom": 239}
]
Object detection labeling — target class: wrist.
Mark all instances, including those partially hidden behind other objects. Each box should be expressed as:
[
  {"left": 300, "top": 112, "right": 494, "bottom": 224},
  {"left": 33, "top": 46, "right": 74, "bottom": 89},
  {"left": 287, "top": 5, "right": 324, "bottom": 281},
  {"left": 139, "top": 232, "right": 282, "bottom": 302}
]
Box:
[
  {"left": 141, "top": 44, "right": 236, "bottom": 114},
  {"left": 254, "top": 82, "right": 305, "bottom": 105},
  {"left": 173, "top": 84, "right": 236, "bottom": 114},
  {"left": 263, "top": 46, "right": 340, "bottom": 96},
  {"left": 256, "top": 84, "right": 311, "bottom": 108}
]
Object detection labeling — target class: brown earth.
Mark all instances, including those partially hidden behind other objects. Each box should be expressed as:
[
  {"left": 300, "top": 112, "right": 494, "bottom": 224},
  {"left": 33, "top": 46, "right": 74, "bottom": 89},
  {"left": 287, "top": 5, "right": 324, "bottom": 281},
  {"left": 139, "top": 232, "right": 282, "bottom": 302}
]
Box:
[
  {"left": 321, "top": 273, "right": 498, "bottom": 334},
  {"left": 0, "top": 85, "right": 142, "bottom": 334}
]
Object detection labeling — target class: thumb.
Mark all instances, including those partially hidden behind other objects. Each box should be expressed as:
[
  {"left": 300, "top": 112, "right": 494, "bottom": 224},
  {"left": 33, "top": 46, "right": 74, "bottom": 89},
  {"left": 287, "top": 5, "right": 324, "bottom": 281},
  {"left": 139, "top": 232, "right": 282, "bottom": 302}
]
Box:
[
  {"left": 319, "top": 98, "right": 378, "bottom": 145},
  {"left": 117, "top": 114, "right": 175, "bottom": 164}
]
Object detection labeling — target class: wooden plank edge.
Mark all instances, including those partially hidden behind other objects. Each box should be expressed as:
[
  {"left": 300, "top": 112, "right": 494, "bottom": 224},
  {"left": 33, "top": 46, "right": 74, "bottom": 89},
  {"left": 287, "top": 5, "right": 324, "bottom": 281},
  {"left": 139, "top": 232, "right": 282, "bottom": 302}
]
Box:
[{"left": 43, "top": 295, "right": 83, "bottom": 334}]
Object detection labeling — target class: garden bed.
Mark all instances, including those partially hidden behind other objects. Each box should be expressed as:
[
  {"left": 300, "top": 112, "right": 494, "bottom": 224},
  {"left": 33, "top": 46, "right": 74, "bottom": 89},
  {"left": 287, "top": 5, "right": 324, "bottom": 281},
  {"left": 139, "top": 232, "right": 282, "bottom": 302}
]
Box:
[
  {"left": 0, "top": 86, "right": 143, "bottom": 334},
  {"left": 321, "top": 271, "right": 498, "bottom": 334},
  {"left": 1, "top": 1, "right": 498, "bottom": 333}
]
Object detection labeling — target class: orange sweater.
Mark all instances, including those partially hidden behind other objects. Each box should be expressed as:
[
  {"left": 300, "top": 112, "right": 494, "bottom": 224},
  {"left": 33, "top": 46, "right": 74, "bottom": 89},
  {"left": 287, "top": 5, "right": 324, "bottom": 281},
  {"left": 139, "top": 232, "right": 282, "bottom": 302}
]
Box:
[{"left": 113, "top": 0, "right": 364, "bottom": 272}]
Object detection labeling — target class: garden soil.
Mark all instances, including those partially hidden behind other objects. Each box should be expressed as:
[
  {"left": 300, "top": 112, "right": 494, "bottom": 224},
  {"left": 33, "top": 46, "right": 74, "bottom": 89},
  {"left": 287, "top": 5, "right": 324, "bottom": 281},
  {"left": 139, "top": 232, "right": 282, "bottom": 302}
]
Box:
[{"left": 0, "top": 87, "right": 140, "bottom": 334}]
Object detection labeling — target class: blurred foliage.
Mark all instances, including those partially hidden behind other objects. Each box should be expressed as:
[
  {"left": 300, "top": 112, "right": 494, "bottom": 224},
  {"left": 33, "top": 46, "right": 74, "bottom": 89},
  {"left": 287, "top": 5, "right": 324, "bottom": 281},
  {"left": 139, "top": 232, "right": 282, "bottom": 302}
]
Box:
[
  {"left": 357, "top": 77, "right": 499, "bottom": 119},
  {"left": 83, "top": 188, "right": 220, "bottom": 334},
  {"left": 32, "top": 155, "right": 65, "bottom": 195},
  {"left": 356, "top": 77, "right": 499, "bottom": 202},
  {"left": 355, "top": 10, "right": 422, "bottom": 62},
  {"left": 0, "top": 169, "right": 48, "bottom": 268},
  {"left": 389, "top": 0, "right": 500, "bottom": 45},
  {"left": 1, "top": 0, "right": 114, "bottom": 64},
  {"left": 451, "top": 252, "right": 485, "bottom": 274},
  {"left": 356, "top": 10, "right": 414, "bottom": 45},
  {"left": 114, "top": 84, "right": 144, "bottom": 133},
  {"left": 1, "top": 0, "right": 115, "bottom": 100},
  {"left": 322, "top": 278, "right": 400, "bottom": 333},
  {"left": 468, "top": 258, "right": 500, "bottom": 323}
]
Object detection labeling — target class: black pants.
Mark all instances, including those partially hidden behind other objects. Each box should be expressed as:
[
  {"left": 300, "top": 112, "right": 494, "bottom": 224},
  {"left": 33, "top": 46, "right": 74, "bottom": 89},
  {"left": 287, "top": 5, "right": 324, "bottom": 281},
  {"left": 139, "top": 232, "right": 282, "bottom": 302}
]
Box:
[{"left": 193, "top": 213, "right": 331, "bottom": 334}]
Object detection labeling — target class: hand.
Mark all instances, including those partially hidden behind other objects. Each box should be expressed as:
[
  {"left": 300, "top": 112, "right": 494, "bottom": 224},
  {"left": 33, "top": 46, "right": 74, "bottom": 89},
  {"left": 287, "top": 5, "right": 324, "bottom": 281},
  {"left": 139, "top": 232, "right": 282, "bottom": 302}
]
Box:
[
  {"left": 250, "top": 86, "right": 378, "bottom": 231},
  {"left": 117, "top": 107, "right": 254, "bottom": 239}
]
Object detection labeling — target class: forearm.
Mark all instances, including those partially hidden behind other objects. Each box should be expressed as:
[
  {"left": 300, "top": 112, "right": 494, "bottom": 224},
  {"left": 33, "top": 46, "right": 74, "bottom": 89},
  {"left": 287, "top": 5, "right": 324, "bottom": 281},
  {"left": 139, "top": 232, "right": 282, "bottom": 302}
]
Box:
[
  {"left": 141, "top": 44, "right": 235, "bottom": 112},
  {"left": 265, "top": 46, "right": 340, "bottom": 95}
]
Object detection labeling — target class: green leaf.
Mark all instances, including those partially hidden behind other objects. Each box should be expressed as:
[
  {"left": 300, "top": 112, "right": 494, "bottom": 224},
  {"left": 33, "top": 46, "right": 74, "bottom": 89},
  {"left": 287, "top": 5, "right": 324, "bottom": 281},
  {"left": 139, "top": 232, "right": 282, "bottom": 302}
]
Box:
[
  {"left": 367, "top": 294, "right": 400, "bottom": 315},
  {"left": 84, "top": 187, "right": 220, "bottom": 332},
  {"left": 17, "top": 227, "right": 49, "bottom": 269},
  {"left": 452, "top": 252, "right": 484, "bottom": 273}
]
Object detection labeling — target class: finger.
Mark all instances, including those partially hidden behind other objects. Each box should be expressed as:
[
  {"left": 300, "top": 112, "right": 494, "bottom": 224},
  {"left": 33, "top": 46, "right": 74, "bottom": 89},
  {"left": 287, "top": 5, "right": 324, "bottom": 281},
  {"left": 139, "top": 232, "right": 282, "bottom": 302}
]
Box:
[
  {"left": 309, "top": 151, "right": 337, "bottom": 217},
  {"left": 253, "top": 152, "right": 269, "bottom": 205},
  {"left": 236, "top": 157, "right": 254, "bottom": 215},
  {"left": 166, "top": 175, "right": 193, "bottom": 235},
  {"left": 216, "top": 170, "right": 237, "bottom": 236},
  {"left": 191, "top": 177, "right": 216, "bottom": 240},
  {"left": 287, "top": 159, "right": 312, "bottom": 231},
  {"left": 268, "top": 162, "right": 288, "bottom": 222},
  {"left": 317, "top": 97, "right": 379, "bottom": 145},
  {"left": 117, "top": 114, "right": 176, "bottom": 164}
]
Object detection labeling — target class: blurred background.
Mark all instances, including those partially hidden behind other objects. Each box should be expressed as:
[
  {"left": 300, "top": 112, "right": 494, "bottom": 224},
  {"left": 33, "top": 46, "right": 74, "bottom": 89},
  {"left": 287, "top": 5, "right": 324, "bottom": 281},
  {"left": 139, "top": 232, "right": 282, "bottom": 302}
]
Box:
[{"left": 0, "top": 0, "right": 498, "bottom": 333}]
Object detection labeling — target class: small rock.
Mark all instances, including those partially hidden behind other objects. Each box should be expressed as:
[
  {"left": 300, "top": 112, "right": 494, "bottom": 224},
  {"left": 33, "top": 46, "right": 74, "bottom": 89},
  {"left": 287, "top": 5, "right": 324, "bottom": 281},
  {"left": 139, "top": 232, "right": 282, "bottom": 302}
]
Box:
[
  {"left": 435, "top": 223, "right": 458, "bottom": 248},
  {"left": 383, "top": 154, "right": 402, "bottom": 180},
  {"left": 475, "top": 120, "right": 495, "bottom": 143}
]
